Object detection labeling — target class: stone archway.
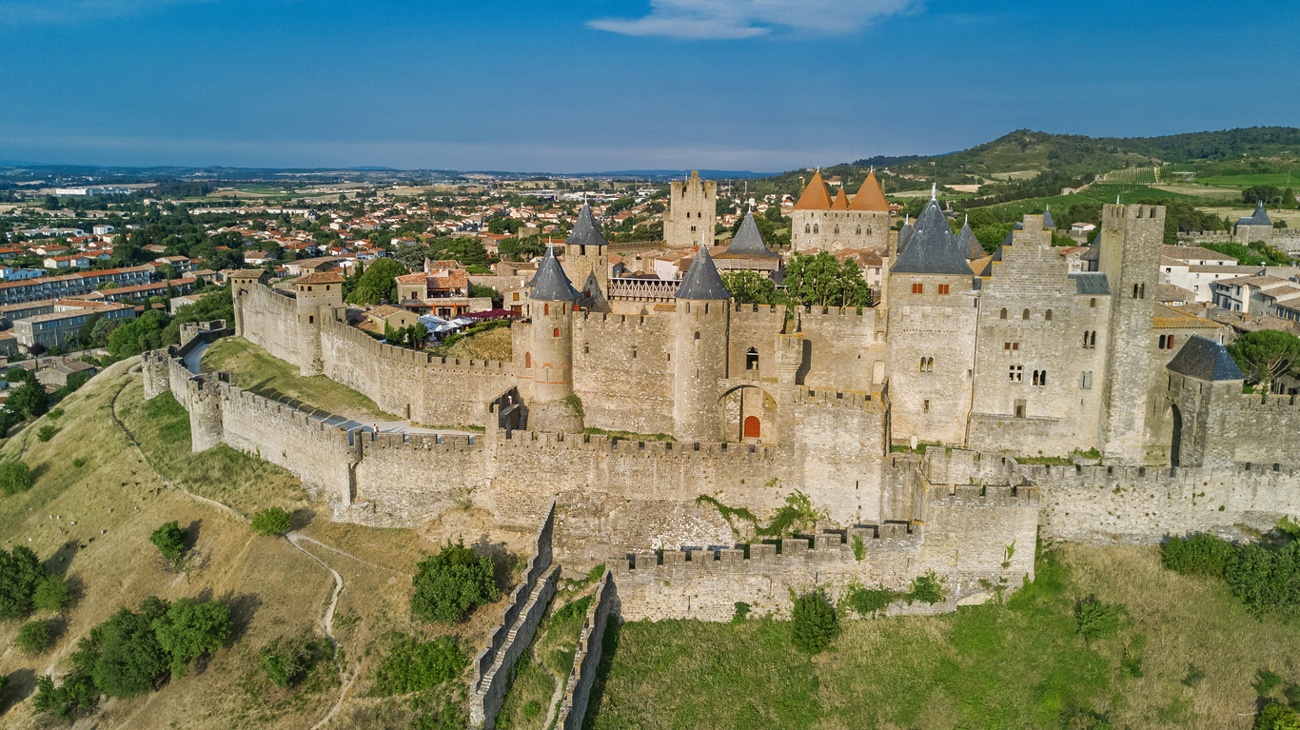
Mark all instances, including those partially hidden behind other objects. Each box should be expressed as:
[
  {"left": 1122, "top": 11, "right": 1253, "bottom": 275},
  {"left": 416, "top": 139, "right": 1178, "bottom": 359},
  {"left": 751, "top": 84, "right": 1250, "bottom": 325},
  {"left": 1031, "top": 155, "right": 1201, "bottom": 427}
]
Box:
[{"left": 719, "top": 385, "right": 777, "bottom": 443}]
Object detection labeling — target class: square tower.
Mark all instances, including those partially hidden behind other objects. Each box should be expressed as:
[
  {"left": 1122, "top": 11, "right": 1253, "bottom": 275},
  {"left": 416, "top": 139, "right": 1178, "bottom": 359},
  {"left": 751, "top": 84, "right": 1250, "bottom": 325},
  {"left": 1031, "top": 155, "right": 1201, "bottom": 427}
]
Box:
[{"left": 666, "top": 171, "right": 717, "bottom": 249}]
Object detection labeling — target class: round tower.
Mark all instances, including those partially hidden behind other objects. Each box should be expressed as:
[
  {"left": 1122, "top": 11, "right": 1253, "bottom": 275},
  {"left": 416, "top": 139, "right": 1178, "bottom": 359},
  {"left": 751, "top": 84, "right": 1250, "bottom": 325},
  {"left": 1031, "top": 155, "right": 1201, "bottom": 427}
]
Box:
[
  {"left": 525, "top": 246, "right": 583, "bottom": 432},
  {"left": 673, "top": 242, "right": 731, "bottom": 442}
]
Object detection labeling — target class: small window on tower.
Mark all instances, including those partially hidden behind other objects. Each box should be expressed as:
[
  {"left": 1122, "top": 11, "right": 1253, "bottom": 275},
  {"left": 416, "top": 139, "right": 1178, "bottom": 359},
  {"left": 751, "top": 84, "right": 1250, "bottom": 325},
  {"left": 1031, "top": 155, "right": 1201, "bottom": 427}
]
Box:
[
  {"left": 553, "top": 328, "right": 560, "bottom": 338},
  {"left": 912, "top": 283, "right": 923, "bottom": 294},
  {"left": 938, "top": 284, "right": 950, "bottom": 295}
]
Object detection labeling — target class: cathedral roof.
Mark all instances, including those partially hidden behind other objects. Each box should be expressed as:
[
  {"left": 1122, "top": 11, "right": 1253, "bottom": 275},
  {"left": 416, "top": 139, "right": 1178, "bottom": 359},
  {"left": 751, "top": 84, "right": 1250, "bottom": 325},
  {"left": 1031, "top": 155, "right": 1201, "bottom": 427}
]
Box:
[
  {"left": 957, "top": 218, "right": 984, "bottom": 259},
  {"left": 722, "top": 212, "right": 779, "bottom": 259},
  {"left": 1237, "top": 201, "right": 1273, "bottom": 228},
  {"left": 1167, "top": 335, "right": 1244, "bottom": 382},
  {"left": 830, "top": 188, "right": 850, "bottom": 211},
  {"left": 896, "top": 216, "right": 915, "bottom": 254},
  {"left": 565, "top": 203, "right": 608, "bottom": 249},
  {"left": 528, "top": 245, "right": 579, "bottom": 301},
  {"left": 675, "top": 244, "right": 731, "bottom": 300},
  {"left": 849, "top": 171, "right": 889, "bottom": 211},
  {"left": 891, "top": 198, "right": 971, "bottom": 276},
  {"left": 793, "top": 171, "right": 833, "bottom": 211},
  {"left": 1042, "top": 205, "right": 1056, "bottom": 229}
]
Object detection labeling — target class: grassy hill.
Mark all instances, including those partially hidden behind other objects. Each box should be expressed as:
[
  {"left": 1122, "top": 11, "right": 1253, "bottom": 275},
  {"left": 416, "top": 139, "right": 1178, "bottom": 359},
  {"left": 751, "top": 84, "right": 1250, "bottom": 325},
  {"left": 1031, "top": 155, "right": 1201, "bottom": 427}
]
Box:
[{"left": 0, "top": 359, "right": 522, "bottom": 728}]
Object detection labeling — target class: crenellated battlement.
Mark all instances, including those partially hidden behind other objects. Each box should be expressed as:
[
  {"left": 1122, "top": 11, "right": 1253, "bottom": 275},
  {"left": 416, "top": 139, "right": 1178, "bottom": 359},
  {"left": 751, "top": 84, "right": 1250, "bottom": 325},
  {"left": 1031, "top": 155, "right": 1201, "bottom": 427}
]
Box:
[
  {"left": 320, "top": 315, "right": 512, "bottom": 372},
  {"left": 494, "top": 429, "right": 777, "bottom": 459},
  {"left": 795, "top": 303, "right": 878, "bottom": 320},
  {"left": 799, "top": 387, "right": 885, "bottom": 412},
  {"left": 1236, "top": 393, "right": 1300, "bottom": 411},
  {"left": 928, "top": 484, "right": 1039, "bottom": 508}
]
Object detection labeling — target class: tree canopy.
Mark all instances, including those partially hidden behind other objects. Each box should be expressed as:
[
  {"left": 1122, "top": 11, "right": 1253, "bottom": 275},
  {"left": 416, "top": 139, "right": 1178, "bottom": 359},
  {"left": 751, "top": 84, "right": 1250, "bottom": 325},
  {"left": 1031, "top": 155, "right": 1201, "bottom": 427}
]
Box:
[
  {"left": 784, "top": 252, "right": 872, "bottom": 308},
  {"left": 410, "top": 539, "right": 500, "bottom": 624},
  {"left": 1229, "top": 330, "right": 1300, "bottom": 390},
  {"left": 345, "top": 258, "right": 408, "bottom": 305}
]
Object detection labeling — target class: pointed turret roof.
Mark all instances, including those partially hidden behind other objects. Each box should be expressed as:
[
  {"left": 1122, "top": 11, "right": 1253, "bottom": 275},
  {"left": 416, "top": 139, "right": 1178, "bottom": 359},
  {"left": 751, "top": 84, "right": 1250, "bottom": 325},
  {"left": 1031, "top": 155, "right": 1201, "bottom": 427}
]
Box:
[
  {"left": 1042, "top": 205, "right": 1056, "bottom": 229},
  {"left": 897, "top": 215, "right": 915, "bottom": 254},
  {"left": 675, "top": 244, "right": 731, "bottom": 300},
  {"left": 1237, "top": 200, "right": 1273, "bottom": 228},
  {"left": 1082, "top": 228, "right": 1102, "bottom": 262},
  {"left": 528, "top": 245, "right": 579, "bottom": 301},
  {"left": 830, "top": 188, "right": 849, "bottom": 211},
  {"left": 793, "top": 170, "right": 833, "bottom": 211},
  {"left": 849, "top": 171, "right": 889, "bottom": 211},
  {"left": 565, "top": 203, "right": 608, "bottom": 248},
  {"left": 1167, "top": 335, "right": 1245, "bottom": 381},
  {"left": 992, "top": 221, "right": 1024, "bottom": 262},
  {"left": 957, "top": 218, "right": 983, "bottom": 259},
  {"left": 723, "top": 212, "right": 779, "bottom": 259},
  {"left": 892, "top": 199, "right": 971, "bottom": 275}
]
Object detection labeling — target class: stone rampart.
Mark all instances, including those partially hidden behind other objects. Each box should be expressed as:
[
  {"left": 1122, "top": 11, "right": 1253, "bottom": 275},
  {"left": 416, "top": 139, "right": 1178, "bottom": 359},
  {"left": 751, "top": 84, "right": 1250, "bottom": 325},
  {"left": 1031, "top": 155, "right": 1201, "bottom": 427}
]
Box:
[
  {"left": 1230, "top": 393, "right": 1300, "bottom": 465},
  {"left": 556, "top": 570, "right": 617, "bottom": 730},
  {"left": 237, "top": 283, "right": 307, "bottom": 371}
]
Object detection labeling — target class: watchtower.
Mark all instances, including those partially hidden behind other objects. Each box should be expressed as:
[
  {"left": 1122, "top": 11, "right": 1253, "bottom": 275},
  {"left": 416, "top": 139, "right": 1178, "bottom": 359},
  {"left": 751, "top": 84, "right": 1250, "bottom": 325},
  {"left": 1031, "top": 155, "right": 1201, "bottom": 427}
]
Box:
[
  {"left": 672, "top": 241, "right": 731, "bottom": 442},
  {"left": 525, "top": 246, "right": 582, "bottom": 431},
  {"left": 562, "top": 203, "right": 609, "bottom": 297},
  {"left": 292, "top": 271, "right": 343, "bottom": 375},
  {"left": 666, "top": 171, "right": 717, "bottom": 249},
  {"left": 227, "top": 268, "right": 268, "bottom": 338}
]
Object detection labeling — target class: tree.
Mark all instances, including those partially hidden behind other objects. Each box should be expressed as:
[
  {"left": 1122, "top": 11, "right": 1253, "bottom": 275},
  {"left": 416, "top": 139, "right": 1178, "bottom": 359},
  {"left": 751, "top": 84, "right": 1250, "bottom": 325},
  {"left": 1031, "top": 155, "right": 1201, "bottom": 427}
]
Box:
[
  {"left": 1282, "top": 188, "right": 1297, "bottom": 210},
  {"left": 91, "top": 599, "right": 171, "bottom": 698},
  {"left": 1228, "top": 330, "right": 1300, "bottom": 390},
  {"left": 17, "top": 618, "right": 53, "bottom": 655},
  {"left": 790, "top": 590, "right": 837, "bottom": 653},
  {"left": 345, "top": 258, "right": 408, "bottom": 305},
  {"left": 0, "top": 460, "right": 33, "bottom": 495},
  {"left": 0, "top": 545, "right": 46, "bottom": 619},
  {"left": 783, "top": 252, "right": 871, "bottom": 307},
  {"left": 1257, "top": 702, "right": 1300, "bottom": 730},
  {"left": 33, "top": 573, "right": 72, "bottom": 612},
  {"left": 1243, "top": 185, "right": 1282, "bottom": 205},
  {"left": 149, "top": 521, "right": 187, "bottom": 564},
  {"left": 406, "top": 322, "right": 430, "bottom": 348},
  {"left": 410, "top": 539, "right": 501, "bottom": 624},
  {"left": 721, "top": 270, "right": 780, "bottom": 305},
  {"left": 498, "top": 235, "right": 546, "bottom": 262},
  {"left": 8, "top": 380, "right": 48, "bottom": 419},
  {"left": 107, "top": 310, "right": 170, "bottom": 360},
  {"left": 152, "top": 598, "right": 232, "bottom": 678},
  {"left": 251, "top": 506, "right": 293, "bottom": 536}
]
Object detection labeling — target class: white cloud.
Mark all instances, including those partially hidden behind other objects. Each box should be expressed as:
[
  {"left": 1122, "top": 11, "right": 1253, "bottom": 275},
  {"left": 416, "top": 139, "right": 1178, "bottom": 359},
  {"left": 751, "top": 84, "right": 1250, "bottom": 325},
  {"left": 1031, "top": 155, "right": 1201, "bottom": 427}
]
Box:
[
  {"left": 0, "top": 0, "right": 212, "bottom": 24},
  {"left": 588, "top": 0, "right": 919, "bottom": 40}
]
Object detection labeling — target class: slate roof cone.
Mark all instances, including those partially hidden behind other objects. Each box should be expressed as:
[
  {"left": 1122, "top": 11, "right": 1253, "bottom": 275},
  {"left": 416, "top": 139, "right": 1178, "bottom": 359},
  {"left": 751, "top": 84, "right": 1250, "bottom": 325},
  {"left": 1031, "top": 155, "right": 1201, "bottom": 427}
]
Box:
[
  {"left": 892, "top": 198, "right": 971, "bottom": 275},
  {"left": 676, "top": 241, "right": 731, "bottom": 300},
  {"left": 1167, "top": 335, "right": 1245, "bottom": 381},
  {"left": 566, "top": 203, "right": 609, "bottom": 248},
  {"left": 726, "top": 211, "right": 779, "bottom": 258},
  {"left": 897, "top": 214, "right": 915, "bottom": 254},
  {"left": 1238, "top": 200, "right": 1273, "bottom": 228},
  {"left": 528, "top": 244, "right": 579, "bottom": 301},
  {"left": 957, "top": 215, "right": 984, "bottom": 259},
  {"left": 1042, "top": 204, "right": 1056, "bottom": 229}
]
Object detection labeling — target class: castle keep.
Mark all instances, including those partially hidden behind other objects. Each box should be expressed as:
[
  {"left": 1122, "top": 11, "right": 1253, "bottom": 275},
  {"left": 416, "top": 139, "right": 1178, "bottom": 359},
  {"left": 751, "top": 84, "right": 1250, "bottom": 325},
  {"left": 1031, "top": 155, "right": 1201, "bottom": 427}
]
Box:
[{"left": 142, "top": 198, "right": 1300, "bottom": 620}]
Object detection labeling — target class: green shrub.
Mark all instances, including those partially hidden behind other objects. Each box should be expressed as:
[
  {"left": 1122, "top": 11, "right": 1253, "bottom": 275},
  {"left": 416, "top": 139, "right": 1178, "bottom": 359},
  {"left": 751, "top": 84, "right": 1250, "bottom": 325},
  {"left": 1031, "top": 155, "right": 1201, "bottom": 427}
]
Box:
[
  {"left": 259, "top": 634, "right": 332, "bottom": 689},
  {"left": 1257, "top": 701, "right": 1300, "bottom": 730},
  {"left": 908, "top": 573, "right": 945, "bottom": 604},
  {"left": 0, "top": 545, "right": 46, "bottom": 619},
  {"left": 149, "top": 521, "right": 187, "bottom": 563},
  {"left": 17, "top": 619, "right": 54, "bottom": 655},
  {"left": 0, "top": 461, "right": 33, "bottom": 495},
  {"left": 153, "top": 598, "right": 232, "bottom": 678},
  {"left": 1255, "top": 668, "right": 1284, "bottom": 696},
  {"left": 1075, "top": 595, "right": 1124, "bottom": 645},
  {"left": 34, "top": 573, "right": 72, "bottom": 612},
  {"left": 34, "top": 669, "right": 97, "bottom": 720},
  {"left": 92, "top": 600, "right": 171, "bottom": 698},
  {"left": 790, "top": 590, "right": 837, "bottom": 654},
  {"left": 72, "top": 457, "right": 86, "bottom": 468},
  {"left": 1163, "top": 533, "right": 1235, "bottom": 578},
  {"left": 410, "top": 540, "right": 501, "bottom": 624},
  {"left": 732, "top": 602, "right": 751, "bottom": 623},
  {"left": 36, "top": 424, "right": 60, "bottom": 442},
  {"left": 251, "top": 506, "right": 293, "bottom": 537},
  {"left": 373, "top": 635, "right": 467, "bottom": 696},
  {"left": 47, "top": 408, "right": 64, "bottom": 420},
  {"left": 848, "top": 586, "right": 897, "bottom": 616},
  {"left": 851, "top": 533, "right": 866, "bottom": 561}
]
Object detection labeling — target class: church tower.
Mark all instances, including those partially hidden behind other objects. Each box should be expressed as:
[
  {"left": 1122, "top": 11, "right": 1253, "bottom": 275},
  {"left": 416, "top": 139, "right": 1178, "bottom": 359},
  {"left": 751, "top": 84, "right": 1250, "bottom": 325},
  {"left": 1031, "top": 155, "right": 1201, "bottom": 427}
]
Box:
[
  {"left": 673, "top": 240, "right": 731, "bottom": 442},
  {"left": 666, "top": 170, "right": 717, "bottom": 249},
  {"left": 526, "top": 246, "right": 583, "bottom": 432}
]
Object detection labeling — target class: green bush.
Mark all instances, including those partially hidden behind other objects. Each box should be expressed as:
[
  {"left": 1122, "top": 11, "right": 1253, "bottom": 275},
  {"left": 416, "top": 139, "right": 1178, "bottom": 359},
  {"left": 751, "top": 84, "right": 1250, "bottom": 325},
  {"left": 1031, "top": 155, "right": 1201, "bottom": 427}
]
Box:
[
  {"left": 17, "top": 619, "right": 54, "bottom": 655},
  {"left": 1257, "top": 702, "right": 1300, "bottom": 730},
  {"left": 92, "top": 600, "right": 172, "bottom": 697},
  {"left": 0, "top": 545, "right": 47, "bottom": 619},
  {"left": 150, "top": 521, "right": 187, "bottom": 563},
  {"left": 34, "top": 668, "right": 97, "bottom": 720},
  {"left": 260, "top": 634, "right": 332, "bottom": 689},
  {"left": 251, "top": 506, "right": 293, "bottom": 537},
  {"left": 36, "top": 424, "right": 60, "bottom": 442},
  {"left": 1163, "top": 533, "right": 1235, "bottom": 578},
  {"left": 47, "top": 408, "right": 64, "bottom": 420},
  {"left": 153, "top": 598, "right": 232, "bottom": 678},
  {"left": 908, "top": 573, "right": 945, "bottom": 605},
  {"left": 0, "top": 461, "right": 33, "bottom": 495},
  {"left": 732, "top": 602, "right": 751, "bottom": 623},
  {"left": 34, "top": 573, "right": 72, "bottom": 612},
  {"left": 790, "top": 590, "right": 837, "bottom": 654},
  {"left": 1075, "top": 595, "right": 1124, "bottom": 645},
  {"left": 410, "top": 540, "right": 501, "bottom": 624},
  {"left": 1163, "top": 532, "right": 1300, "bottom": 617},
  {"left": 848, "top": 586, "right": 897, "bottom": 616},
  {"left": 373, "top": 635, "right": 467, "bottom": 696}
]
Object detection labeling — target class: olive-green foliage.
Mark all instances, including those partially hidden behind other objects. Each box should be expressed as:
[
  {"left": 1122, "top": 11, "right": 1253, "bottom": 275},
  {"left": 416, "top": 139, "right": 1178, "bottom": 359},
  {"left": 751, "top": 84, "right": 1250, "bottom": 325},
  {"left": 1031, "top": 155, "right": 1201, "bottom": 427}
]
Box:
[
  {"left": 372, "top": 635, "right": 467, "bottom": 696},
  {"left": 153, "top": 598, "right": 232, "bottom": 678},
  {"left": 34, "top": 667, "right": 97, "bottom": 720},
  {"left": 149, "top": 520, "right": 187, "bottom": 562},
  {"left": 908, "top": 573, "right": 945, "bottom": 605},
  {"left": 721, "top": 270, "right": 781, "bottom": 305},
  {"left": 7, "top": 380, "right": 48, "bottom": 418},
  {"left": 33, "top": 573, "right": 72, "bottom": 612},
  {"left": 790, "top": 591, "right": 837, "bottom": 654},
  {"left": 36, "top": 424, "right": 60, "bottom": 442},
  {"left": 92, "top": 598, "right": 172, "bottom": 698},
  {"left": 251, "top": 506, "right": 293, "bottom": 536},
  {"left": 345, "top": 258, "right": 408, "bottom": 305},
  {"left": 0, "top": 545, "right": 46, "bottom": 619},
  {"left": 1162, "top": 532, "right": 1300, "bottom": 618},
  {"left": 851, "top": 533, "right": 866, "bottom": 561},
  {"left": 1258, "top": 702, "right": 1300, "bottom": 730},
  {"left": 732, "top": 602, "right": 751, "bottom": 623},
  {"left": 1229, "top": 329, "right": 1300, "bottom": 388},
  {"left": 781, "top": 252, "right": 871, "bottom": 308},
  {"left": 847, "top": 586, "right": 896, "bottom": 616},
  {"left": 260, "top": 635, "right": 332, "bottom": 689},
  {"left": 0, "top": 460, "right": 33, "bottom": 495},
  {"left": 17, "top": 618, "right": 53, "bottom": 655},
  {"left": 410, "top": 539, "right": 501, "bottom": 624},
  {"left": 108, "top": 310, "right": 170, "bottom": 360},
  {"left": 1075, "top": 596, "right": 1124, "bottom": 645}
]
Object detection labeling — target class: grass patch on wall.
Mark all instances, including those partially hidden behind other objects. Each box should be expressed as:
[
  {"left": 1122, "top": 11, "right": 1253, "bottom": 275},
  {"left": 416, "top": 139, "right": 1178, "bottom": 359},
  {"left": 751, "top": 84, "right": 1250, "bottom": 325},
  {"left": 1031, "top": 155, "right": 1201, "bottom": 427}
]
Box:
[
  {"left": 429, "top": 321, "right": 512, "bottom": 362},
  {"left": 201, "top": 337, "right": 396, "bottom": 420},
  {"left": 582, "top": 427, "right": 674, "bottom": 443},
  {"left": 586, "top": 542, "right": 1300, "bottom": 730}
]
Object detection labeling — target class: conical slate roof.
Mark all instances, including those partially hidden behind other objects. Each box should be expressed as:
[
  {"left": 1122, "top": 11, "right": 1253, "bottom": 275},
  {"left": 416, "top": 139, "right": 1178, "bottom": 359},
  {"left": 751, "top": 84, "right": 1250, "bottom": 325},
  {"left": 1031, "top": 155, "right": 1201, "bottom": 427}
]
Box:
[
  {"left": 724, "top": 212, "right": 779, "bottom": 258},
  {"left": 1082, "top": 228, "right": 1102, "bottom": 262},
  {"left": 897, "top": 216, "right": 915, "bottom": 254},
  {"left": 992, "top": 221, "right": 1024, "bottom": 262},
  {"left": 1167, "top": 335, "right": 1244, "bottom": 381},
  {"left": 849, "top": 171, "right": 888, "bottom": 211},
  {"left": 957, "top": 218, "right": 983, "bottom": 259},
  {"left": 565, "top": 204, "right": 608, "bottom": 248},
  {"left": 1042, "top": 205, "right": 1056, "bottom": 229},
  {"left": 675, "top": 244, "right": 731, "bottom": 300},
  {"left": 1238, "top": 201, "right": 1273, "bottom": 228},
  {"left": 892, "top": 199, "right": 971, "bottom": 275},
  {"left": 830, "top": 188, "right": 850, "bottom": 211},
  {"left": 528, "top": 245, "right": 579, "bottom": 301},
  {"left": 793, "top": 171, "right": 833, "bottom": 210}
]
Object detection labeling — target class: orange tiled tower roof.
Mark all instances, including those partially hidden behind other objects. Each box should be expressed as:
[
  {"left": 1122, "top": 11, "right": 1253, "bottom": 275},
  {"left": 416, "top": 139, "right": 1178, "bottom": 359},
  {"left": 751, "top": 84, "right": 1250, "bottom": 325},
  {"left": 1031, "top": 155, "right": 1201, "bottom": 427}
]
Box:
[
  {"left": 849, "top": 171, "right": 888, "bottom": 211},
  {"left": 830, "top": 188, "right": 849, "bottom": 210},
  {"left": 792, "top": 170, "right": 832, "bottom": 210}
]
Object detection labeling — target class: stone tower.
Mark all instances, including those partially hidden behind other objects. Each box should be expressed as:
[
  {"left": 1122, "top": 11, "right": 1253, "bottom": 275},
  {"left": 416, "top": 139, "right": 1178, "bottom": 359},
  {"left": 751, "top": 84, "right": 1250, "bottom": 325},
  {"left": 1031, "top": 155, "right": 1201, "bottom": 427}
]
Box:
[
  {"left": 672, "top": 241, "right": 731, "bottom": 442},
  {"left": 1097, "top": 203, "right": 1164, "bottom": 464},
  {"left": 562, "top": 203, "right": 609, "bottom": 297},
  {"left": 885, "top": 192, "right": 979, "bottom": 448},
  {"left": 791, "top": 170, "right": 891, "bottom": 253},
  {"left": 227, "top": 268, "right": 268, "bottom": 338},
  {"left": 526, "top": 246, "right": 583, "bottom": 432},
  {"left": 293, "top": 271, "right": 343, "bottom": 375},
  {"left": 1160, "top": 335, "right": 1244, "bottom": 468},
  {"left": 666, "top": 171, "right": 717, "bottom": 249}
]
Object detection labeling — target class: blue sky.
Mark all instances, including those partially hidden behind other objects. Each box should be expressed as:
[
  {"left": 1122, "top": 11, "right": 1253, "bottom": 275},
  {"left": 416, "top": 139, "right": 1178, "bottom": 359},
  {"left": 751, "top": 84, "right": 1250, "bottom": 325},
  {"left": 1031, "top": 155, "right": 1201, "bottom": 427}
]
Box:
[{"left": 0, "top": 0, "right": 1296, "bottom": 172}]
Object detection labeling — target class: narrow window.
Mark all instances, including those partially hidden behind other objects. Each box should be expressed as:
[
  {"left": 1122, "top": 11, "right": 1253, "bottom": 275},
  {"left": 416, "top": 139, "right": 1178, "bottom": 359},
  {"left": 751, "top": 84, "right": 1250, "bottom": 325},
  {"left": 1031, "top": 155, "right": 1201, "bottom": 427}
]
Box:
[
  {"left": 544, "top": 303, "right": 550, "bottom": 316},
  {"left": 1140, "top": 283, "right": 1146, "bottom": 299},
  {"left": 1013, "top": 342, "right": 1019, "bottom": 351},
  {"left": 1004, "top": 342, "right": 1011, "bottom": 351},
  {"left": 584, "top": 343, "right": 589, "bottom": 354},
  {"left": 1080, "top": 371, "right": 1092, "bottom": 389},
  {"left": 923, "top": 399, "right": 930, "bottom": 413},
  {"left": 814, "top": 224, "right": 819, "bottom": 234},
  {"left": 805, "top": 224, "right": 811, "bottom": 234},
  {"left": 694, "top": 331, "right": 700, "bottom": 340},
  {"left": 553, "top": 327, "right": 560, "bottom": 338},
  {"left": 525, "top": 352, "right": 531, "bottom": 368},
  {"left": 1022, "top": 309, "right": 1030, "bottom": 320},
  {"left": 746, "top": 348, "right": 759, "bottom": 370},
  {"left": 938, "top": 284, "right": 950, "bottom": 295},
  {"left": 927, "top": 357, "right": 934, "bottom": 372},
  {"left": 308, "top": 315, "right": 314, "bottom": 324},
  {"left": 1045, "top": 309, "right": 1052, "bottom": 321},
  {"left": 1014, "top": 400, "right": 1026, "bottom": 418},
  {"left": 912, "top": 283, "right": 923, "bottom": 294},
  {"left": 631, "top": 347, "right": 637, "bottom": 359},
  {"left": 834, "top": 225, "right": 840, "bottom": 235},
  {"left": 919, "top": 357, "right": 926, "bottom": 372},
  {"left": 1000, "top": 308, "right": 1008, "bottom": 320},
  {"left": 856, "top": 226, "right": 862, "bottom": 235},
  {"left": 1032, "top": 370, "right": 1040, "bottom": 386},
  {"left": 1133, "top": 284, "right": 1139, "bottom": 299},
  {"left": 1090, "top": 298, "right": 1096, "bottom": 308}
]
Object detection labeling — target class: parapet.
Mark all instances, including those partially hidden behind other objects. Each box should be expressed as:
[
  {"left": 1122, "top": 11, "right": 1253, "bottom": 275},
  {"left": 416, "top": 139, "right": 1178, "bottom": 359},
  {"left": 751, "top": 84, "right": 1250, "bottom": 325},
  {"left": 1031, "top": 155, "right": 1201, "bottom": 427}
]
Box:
[
  {"left": 494, "top": 429, "right": 776, "bottom": 459},
  {"left": 799, "top": 387, "right": 884, "bottom": 412},
  {"left": 927, "top": 484, "right": 1039, "bottom": 509},
  {"left": 617, "top": 524, "right": 923, "bottom": 574}
]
